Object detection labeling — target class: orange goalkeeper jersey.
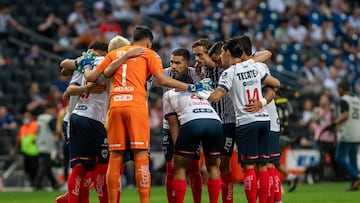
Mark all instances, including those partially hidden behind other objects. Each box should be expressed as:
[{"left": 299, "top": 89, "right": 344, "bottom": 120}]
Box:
[{"left": 96, "top": 45, "right": 163, "bottom": 108}]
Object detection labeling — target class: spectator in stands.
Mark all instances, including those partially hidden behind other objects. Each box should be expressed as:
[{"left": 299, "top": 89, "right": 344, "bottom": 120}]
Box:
[
  {"left": 51, "top": 74, "right": 69, "bottom": 94},
  {"left": 308, "top": 94, "right": 339, "bottom": 181},
  {"left": 274, "top": 18, "right": 291, "bottom": 44},
  {"left": 33, "top": 103, "right": 60, "bottom": 190},
  {"left": 74, "top": 22, "right": 107, "bottom": 49},
  {"left": 348, "top": 7, "right": 360, "bottom": 32},
  {"left": 67, "top": 1, "right": 90, "bottom": 36},
  {"left": 239, "top": 9, "right": 263, "bottom": 36},
  {"left": 22, "top": 82, "right": 47, "bottom": 117},
  {"left": 0, "top": 105, "right": 17, "bottom": 132},
  {"left": 298, "top": 57, "right": 323, "bottom": 95},
  {"left": 219, "top": 1, "right": 240, "bottom": 40},
  {"left": 25, "top": 44, "right": 45, "bottom": 66},
  {"left": 37, "top": 9, "right": 63, "bottom": 39},
  {"left": 299, "top": 38, "right": 322, "bottom": 62},
  {"left": 330, "top": 56, "right": 348, "bottom": 80},
  {"left": 111, "top": 0, "right": 136, "bottom": 26},
  {"left": 330, "top": 0, "right": 351, "bottom": 14},
  {"left": 288, "top": 16, "right": 307, "bottom": 43},
  {"left": 0, "top": 2, "right": 23, "bottom": 42},
  {"left": 298, "top": 98, "right": 314, "bottom": 128},
  {"left": 354, "top": 79, "right": 360, "bottom": 97},
  {"left": 313, "top": 56, "right": 330, "bottom": 82},
  {"left": 310, "top": 19, "right": 336, "bottom": 44},
  {"left": 323, "top": 67, "right": 340, "bottom": 99},
  {"left": 140, "top": 0, "right": 165, "bottom": 19},
  {"left": 99, "top": 13, "right": 121, "bottom": 42},
  {"left": 10, "top": 111, "right": 38, "bottom": 186},
  {"left": 93, "top": 1, "right": 106, "bottom": 25},
  {"left": 53, "top": 25, "right": 76, "bottom": 58},
  {"left": 170, "top": 0, "right": 194, "bottom": 27},
  {"left": 46, "top": 86, "right": 67, "bottom": 113},
  {"left": 342, "top": 23, "right": 360, "bottom": 56}
]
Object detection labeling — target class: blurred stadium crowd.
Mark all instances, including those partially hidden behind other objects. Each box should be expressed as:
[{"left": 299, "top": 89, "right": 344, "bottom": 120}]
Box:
[{"left": 0, "top": 0, "right": 360, "bottom": 187}]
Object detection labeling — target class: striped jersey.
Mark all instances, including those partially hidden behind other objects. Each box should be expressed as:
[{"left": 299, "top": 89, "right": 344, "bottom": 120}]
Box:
[{"left": 204, "top": 66, "right": 235, "bottom": 124}]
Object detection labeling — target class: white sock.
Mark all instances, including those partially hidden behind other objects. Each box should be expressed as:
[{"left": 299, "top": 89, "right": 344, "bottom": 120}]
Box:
[{"left": 286, "top": 174, "right": 296, "bottom": 181}]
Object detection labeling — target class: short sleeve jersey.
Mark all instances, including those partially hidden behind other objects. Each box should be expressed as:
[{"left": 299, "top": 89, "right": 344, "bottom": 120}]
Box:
[
  {"left": 162, "top": 67, "right": 201, "bottom": 129},
  {"left": 96, "top": 45, "right": 164, "bottom": 108},
  {"left": 163, "top": 90, "right": 221, "bottom": 125},
  {"left": 218, "top": 60, "right": 270, "bottom": 126},
  {"left": 257, "top": 65, "right": 280, "bottom": 132},
  {"left": 63, "top": 70, "right": 83, "bottom": 123},
  {"left": 73, "top": 56, "right": 110, "bottom": 124}
]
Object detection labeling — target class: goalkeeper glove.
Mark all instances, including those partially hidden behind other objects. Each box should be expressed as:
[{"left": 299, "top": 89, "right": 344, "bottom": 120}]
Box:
[
  {"left": 187, "top": 78, "right": 214, "bottom": 92},
  {"left": 75, "top": 50, "right": 95, "bottom": 73}
]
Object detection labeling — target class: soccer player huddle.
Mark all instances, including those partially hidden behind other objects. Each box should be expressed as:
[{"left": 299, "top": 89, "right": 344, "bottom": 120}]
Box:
[{"left": 56, "top": 26, "right": 283, "bottom": 203}]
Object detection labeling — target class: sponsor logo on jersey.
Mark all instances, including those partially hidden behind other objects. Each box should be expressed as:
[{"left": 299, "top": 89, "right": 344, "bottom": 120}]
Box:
[
  {"left": 113, "top": 94, "right": 133, "bottom": 101},
  {"left": 75, "top": 105, "right": 87, "bottom": 110},
  {"left": 242, "top": 80, "right": 258, "bottom": 86},
  {"left": 193, "top": 108, "right": 213, "bottom": 113},
  {"left": 113, "top": 86, "right": 134, "bottom": 92},
  {"left": 236, "top": 69, "right": 258, "bottom": 80}
]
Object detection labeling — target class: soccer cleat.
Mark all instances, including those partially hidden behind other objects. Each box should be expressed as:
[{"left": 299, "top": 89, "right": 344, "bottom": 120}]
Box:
[
  {"left": 348, "top": 179, "right": 360, "bottom": 191},
  {"left": 288, "top": 176, "right": 299, "bottom": 192},
  {"left": 55, "top": 192, "right": 68, "bottom": 203}
]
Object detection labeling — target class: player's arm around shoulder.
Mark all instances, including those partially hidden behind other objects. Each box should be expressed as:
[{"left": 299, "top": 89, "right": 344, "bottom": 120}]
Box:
[
  {"left": 59, "top": 59, "right": 76, "bottom": 76},
  {"left": 263, "top": 74, "right": 280, "bottom": 89},
  {"left": 252, "top": 50, "right": 272, "bottom": 63},
  {"left": 103, "top": 47, "right": 146, "bottom": 78}
]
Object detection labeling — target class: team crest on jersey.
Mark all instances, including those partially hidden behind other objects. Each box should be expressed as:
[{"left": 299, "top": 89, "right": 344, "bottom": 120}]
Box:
[
  {"left": 221, "top": 71, "right": 228, "bottom": 79},
  {"left": 101, "top": 149, "right": 108, "bottom": 159}
]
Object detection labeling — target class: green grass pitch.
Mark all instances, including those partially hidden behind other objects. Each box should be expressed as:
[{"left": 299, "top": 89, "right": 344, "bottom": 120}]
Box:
[{"left": 0, "top": 182, "right": 359, "bottom": 203}]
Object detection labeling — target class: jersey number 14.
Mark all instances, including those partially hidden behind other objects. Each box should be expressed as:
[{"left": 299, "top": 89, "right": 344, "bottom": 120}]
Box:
[{"left": 246, "top": 88, "right": 259, "bottom": 104}]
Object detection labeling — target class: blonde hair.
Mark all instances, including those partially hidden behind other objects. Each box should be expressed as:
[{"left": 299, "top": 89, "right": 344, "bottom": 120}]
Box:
[{"left": 108, "top": 35, "right": 130, "bottom": 52}]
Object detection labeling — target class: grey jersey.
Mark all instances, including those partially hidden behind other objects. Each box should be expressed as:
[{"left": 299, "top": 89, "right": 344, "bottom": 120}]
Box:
[{"left": 338, "top": 95, "right": 360, "bottom": 142}]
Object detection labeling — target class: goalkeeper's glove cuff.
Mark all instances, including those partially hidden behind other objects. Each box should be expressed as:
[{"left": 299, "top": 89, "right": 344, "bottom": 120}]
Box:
[{"left": 188, "top": 83, "right": 204, "bottom": 92}]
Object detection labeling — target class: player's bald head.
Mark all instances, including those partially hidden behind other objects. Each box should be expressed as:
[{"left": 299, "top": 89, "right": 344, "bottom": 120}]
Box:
[{"left": 108, "top": 35, "right": 130, "bottom": 52}]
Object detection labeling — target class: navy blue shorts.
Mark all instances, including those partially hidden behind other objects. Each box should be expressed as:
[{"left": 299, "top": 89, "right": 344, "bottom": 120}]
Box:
[
  {"left": 269, "top": 131, "right": 280, "bottom": 162},
  {"left": 174, "top": 119, "right": 223, "bottom": 159},
  {"left": 69, "top": 114, "right": 109, "bottom": 168},
  {"left": 236, "top": 121, "right": 270, "bottom": 164},
  {"left": 222, "top": 123, "right": 236, "bottom": 157},
  {"left": 162, "top": 128, "right": 201, "bottom": 161}
]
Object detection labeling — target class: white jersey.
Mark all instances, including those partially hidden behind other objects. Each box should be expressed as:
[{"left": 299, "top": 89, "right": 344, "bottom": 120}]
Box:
[
  {"left": 63, "top": 70, "right": 83, "bottom": 123},
  {"left": 72, "top": 56, "right": 110, "bottom": 124},
  {"left": 163, "top": 89, "right": 220, "bottom": 125},
  {"left": 218, "top": 60, "right": 269, "bottom": 126},
  {"left": 258, "top": 66, "right": 280, "bottom": 132},
  {"left": 162, "top": 67, "right": 202, "bottom": 129}
]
